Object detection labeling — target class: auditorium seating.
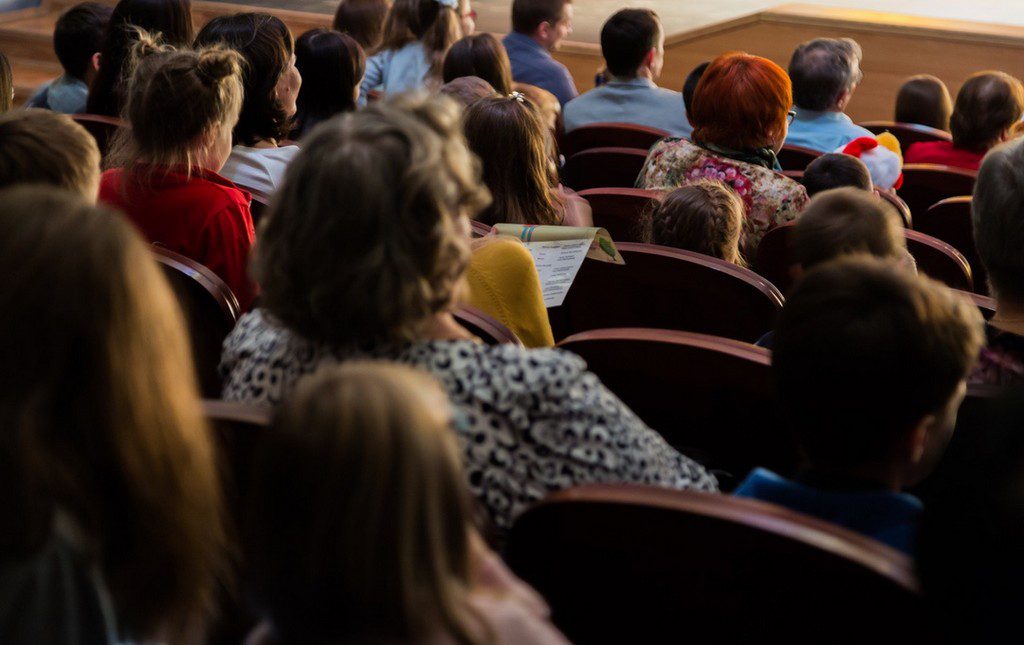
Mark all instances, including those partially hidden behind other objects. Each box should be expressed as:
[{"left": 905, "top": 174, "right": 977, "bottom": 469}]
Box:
[
  {"left": 557, "top": 328, "right": 793, "bottom": 479},
  {"left": 916, "top": 196, "right": 986, "bottom": 294},
  {"left": 470, "top": 220, "right": 493, "bottom": 238},
  {"left": 877, "top": 189, "right": 914, "bottom": 228},
  {"left": 235, "top": 183, "right": 271, "bottom": 227},
  {"left": 859, "top": 121, "right": 952, "bottom": 151},
  {"left": 152, "top": 246, "right": 240, "bottom": 397},
  {"left": 548, "top": 242, "right": 784, "bottom": 343},
  {"left": 577, "top": 187, "right": 661, "bottom": 242},
  {"left": 453, "top": 305, "right": 523, "bottom": 345},
  {"left": 777, "top": 144, "right": 821, "bottom": 171},
  {"left": 506, "top": 485, "right": 922, "bottom": 642},
  {"left": 71, "top": 113, "right": 129, "bottom": 158},
  {"left": 898, "top": 164, "right": 977, "bottom": 221},
  {"left": 752, "top": 222, "right": 798, "bottom": 294},
  {"left": 560, "top": 147, "right": 649, "bottom": 191},
  {"left": 558, "top": 122, "right": 669, "bottom": 157},
  {"left": 955, "top": 289, "right": 996, "bottom": 319}
]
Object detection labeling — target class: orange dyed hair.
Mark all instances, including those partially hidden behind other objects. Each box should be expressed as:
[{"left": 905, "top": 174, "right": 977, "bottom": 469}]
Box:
[{"left": 690, "top": 51, "right": 792, "bottom": 151}]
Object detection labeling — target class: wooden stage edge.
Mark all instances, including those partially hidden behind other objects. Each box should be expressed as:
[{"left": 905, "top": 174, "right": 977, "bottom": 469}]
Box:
[{"left": 4, "top": 1, "right": 1024, "bottom": 120}]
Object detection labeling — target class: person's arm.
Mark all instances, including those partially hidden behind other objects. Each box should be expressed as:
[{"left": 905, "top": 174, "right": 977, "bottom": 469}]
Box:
[
  {"left": 358, "top": 52, "right": 386, "bottom": 104},
  {"left": 200, "top": 201, "right": 257, "bottom": 311},
  {"left": 550, "top": 64, "right": 579, "bottom": 106}
]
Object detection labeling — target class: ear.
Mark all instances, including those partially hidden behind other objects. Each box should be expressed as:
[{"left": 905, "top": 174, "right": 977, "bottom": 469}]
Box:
[
  {"left": 536, "top": 20, "right": 552, "bottom": 41},
  {"left": 835, "top": 89, "right": 852, "bottom": 111},
  {"left": 92, "top": 52, "right": 101, "bottom": 72},
  {"left": 907, "top": 415, "right": 933, "bottom": 465}
]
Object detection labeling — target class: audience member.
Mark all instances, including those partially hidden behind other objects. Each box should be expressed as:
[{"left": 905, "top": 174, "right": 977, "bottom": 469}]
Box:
[
  {"left": 638, "top": 51, "right": 808, "bottom": 256},
  {"left": 442, "top": 33, "right": 513, "bottom": 95},
  {"left": 0, "top": 51, "right": 9, "bottom": 114},
  {"left": 220, "top": 94, "right": 717, "bottom": 535},
  {"left": 245, "top": 363, "right": 568, "bottom": 644},
  {"left": 0, "top": 109, "right": 100, "bottom": 200},
  {"left": 785, "top": 38, "right": 873, "bottom": 152},
  {"left": 292, "top": 29, "right": 365, "bottom": 139},
  {"left": 502, "top": 0, "right": 576, "bottom": 105},
  {"left": 0, "top": 186, "right": 225, "bottom": 642},
  {"left": 465, "top": 94, "right": 591, "bottom": 226},
  {"left": 333, "top": 0, "right": 390, "bottom": 51},
  {"left": 564, "top": 9, "right": 689, "bottom": 138},
  {"left": 737, "top": 255, "right": 984, "bottom": 555},
  {"left": 438, "top": 74, "right": 496, "bottom": 106},
  {"left": 516, "top": 81, "right": 559, "bottom": 130},
  {"left": 970, "top": 139, "right": 1024, "bottom": 386},
  {"left": 642, "top": 180, "right": 745, "bottom": 265},
  {"left": 360, "top": 0, "right": 472, "bottom": 98},
  {"left": 195, "top": 13, "right": 302, "bottom": 194},
  {"left": 101, "top": 37, "right": 256, "bottom": 309},
  {"left": 895, "top": 74, "right": 952, "bottom": 131},
  {"left": 86, "top": 0, "right": 194, "bottom": 117},
  {"left": 26, "top": 2, "right": 112, "bottom": 114},
  {"left": 905, "top": 71, "right": 1024, "bottom": 171},
  {"left": 681, "top": 60, "right": 709, "bottom": 124},
  {"left": 801, "top": 152, "right": 872, "bottom": 196},
  {"left": 793, "top": 187, "right": 905, "bottom": 270}
]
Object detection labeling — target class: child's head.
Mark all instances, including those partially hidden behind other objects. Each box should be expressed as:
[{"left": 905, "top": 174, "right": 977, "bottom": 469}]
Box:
[
  {"left": 895, "top": 74, "right": 953, "bottom": 131},
  {"left": 247, "top": 362, "right": 480, "bottom": 642},
  {"left": 0, "top": 50, "right": 11, "bottom": 114},
  {"left": 439, "top": 75, "right": 497, "bottom": 107},
  {"left": 54, "top": 2, "right": 113, "bottom": 83},
  {"left": 794, "top": 187, "right": 905, "bottom": 270},
  {"left": 333, "top": 0, "right": 390, "bottom": 52},
  {"left": 645, "top": 180, "right": 745, "bottom": 265},
  {"left": 682, "top": 60, "right": 709, "bottom": 118},
  {"left": 0, "top": 109, "right": 101, "bottom": 200},
  {"left": 381, "top": 0, "right": 467, "bottom": 70},
  {"left": 464, "top": 93, "right": 560, "bottom": 226},
  {"left": 294, "top": 29, "right": 365, "bottom": 135},
  {"left": 442, "top": 33, "right": 513, "bottom": 95},
  {"left": 774, "top": 255, "right": 984, "bottom": 485},
  {"left": 802, "top": 152, "right": 873, "bottom": 197}
]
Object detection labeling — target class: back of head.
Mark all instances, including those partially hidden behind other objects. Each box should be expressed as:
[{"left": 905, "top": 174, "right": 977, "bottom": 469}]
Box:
[
  {"left": 690, "top": 51, "right": 791, "bottom": 151},
  {"left": 0, "top": 185, "right": 224, "bottom": 639},
  {"left": 55, "top": 2, "right": 113, "bottom": 81},
  {"left": 442, "top": 33, "right": 513, "bottom": 95},
  {"left": 973, "top": 138, "right": 1024, "bottom": 302},
  {"left": 646, "top": 180, "right": 745, "bottom": 265},
  {"left": 0, "top": 109, "right": 100, "bottom": 199},
  {"left": 257, "top": 93, "right": 490, "bottom": 346},
  {"left": 294, "top": 29, "right": 365, "bottom": 135},
  {"left": 194, "top": 12, "right": 295, "bottom": 145},
  {"left": 895, "top": 74, "right": 952, "bottom": 131},
  {"left": 794, "top": 187, "right": 904, "bottom": 268},
  {"left": 0, "top": 51, "right": 11, "bottom": 114},
  {"left": 682, "top": 60, "right": 709, "bottom": 116},
  {"left": 86, "top": 0, "right": 194, "bottom": 116},
  {"left": 333, "top": 0, "right": 390, "bottom": 51},
  {"left": 600, "top": 8, "right": 660, "bottom": 79},
  {"left": 788, "top": 37, "right": 862, "bottom": 112},
  {"left": 439, "top": 75, "right": 498, "bottom": 107},
  {"left": 247, "top": 362, "right": 478, "bottom": 642},
  {"left": 950, "top": 71, "right": 1024, "bottom": 151},
  {"left": 511, "top": 0, "right": 569, "bottom": 35},
  {"left": 774, "top": 255, "right": 983, "bottom": 470},
  {"left": 464, "top": 94, "right": 560, "bottom": 226},
  {"left": 802, "top": 153, "right": 872, "bottom": 197},
  {"left": 404, "top": 0, "right": 463, "bottom": 69}
]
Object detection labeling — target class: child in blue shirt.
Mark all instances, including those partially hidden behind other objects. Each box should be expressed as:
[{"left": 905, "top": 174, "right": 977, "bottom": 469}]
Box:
[{"left": 26, "top": 2, "right": 111, "bottom": 114}]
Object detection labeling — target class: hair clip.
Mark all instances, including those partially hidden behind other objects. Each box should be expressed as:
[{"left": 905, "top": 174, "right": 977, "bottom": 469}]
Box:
[
  {"left": 434, "top": 0, "right": 459, "bottom": 8},
  {"left": 508, "top": 91, "right": 527, "bottom": 104}
]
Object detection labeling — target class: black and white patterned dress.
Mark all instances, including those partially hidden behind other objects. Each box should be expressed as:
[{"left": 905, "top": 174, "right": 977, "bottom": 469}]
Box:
[{"left": 221, "top": 309, "right": 718, "bottom": 533}]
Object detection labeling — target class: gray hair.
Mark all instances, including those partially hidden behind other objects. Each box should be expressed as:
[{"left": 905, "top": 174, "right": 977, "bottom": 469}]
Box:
[
  {"left": 788, "top": 38, "right": 863, "bottom": 111},
  {"left": 973, "top": 139, "right": 1024, "bottom": 301}
]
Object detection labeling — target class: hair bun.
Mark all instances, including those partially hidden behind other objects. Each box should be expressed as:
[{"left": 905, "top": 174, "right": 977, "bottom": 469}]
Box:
[
  {"left": 128, "top": 28, "right": 174, "bottom": 66},
  {"left": 195, "top": 47, "right": 242, "bottom": 87}
]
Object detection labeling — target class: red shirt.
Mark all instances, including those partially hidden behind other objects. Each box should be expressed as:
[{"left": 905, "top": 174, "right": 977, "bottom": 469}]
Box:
[
  {"left": 100, "top": 166, "right": 257, "bottom": 310},
  {"left": 904, "top": 141, "right": 986, "bottom": 171}
]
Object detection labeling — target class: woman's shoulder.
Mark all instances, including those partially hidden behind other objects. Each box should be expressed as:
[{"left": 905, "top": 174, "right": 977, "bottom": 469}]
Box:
[{"left": 418, "top": 341, "right": 585, "bottom": 379}]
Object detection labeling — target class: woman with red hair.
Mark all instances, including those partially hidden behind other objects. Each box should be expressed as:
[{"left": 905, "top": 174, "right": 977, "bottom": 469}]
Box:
[{"left": 638, "top": 51, "right": 808, "bottom": 256}]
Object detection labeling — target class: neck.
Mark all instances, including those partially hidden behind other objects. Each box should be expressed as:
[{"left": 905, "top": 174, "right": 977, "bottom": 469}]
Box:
[
  {"left": 525, "top": 31, "right": 551, "bottom": 51},
  {"left": 251, "top": 138, "right": 278, "bottom": 149},
  {"left": 805, "top": 462, "right": 904, "bottom": 492},
  {"left": 422, "top": 311, "right": 475, "bottom": 342},
  {"left": 615, "top": 68, "right": 653, "bottom": 82}
]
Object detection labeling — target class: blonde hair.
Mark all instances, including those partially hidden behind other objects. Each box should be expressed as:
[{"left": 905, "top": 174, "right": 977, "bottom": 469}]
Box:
[
  {"left": 0, "top": 109, "right": 101, "bottom": 199},
  {"left": 0, "top": 186, "right": 226, "bottom": 640},
  {"left": 247, "top": 362, "right": 489, "bottom": 643},
  {"left": 645, "top": 180, "right": 746, "bottom": 266}
]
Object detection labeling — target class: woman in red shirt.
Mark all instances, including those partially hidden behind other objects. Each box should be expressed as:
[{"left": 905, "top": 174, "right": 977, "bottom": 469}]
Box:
[
  {"left": 100, "top": 35, "right": 257, "bottom": 309},
  {"left": 905, "top": 71, "right": 1024, "bottom": 172}
]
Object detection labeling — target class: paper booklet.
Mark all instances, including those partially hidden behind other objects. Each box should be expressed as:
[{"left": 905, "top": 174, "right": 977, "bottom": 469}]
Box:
[{"left": 490, "top": 224, "right": 625, "bottom": 307}]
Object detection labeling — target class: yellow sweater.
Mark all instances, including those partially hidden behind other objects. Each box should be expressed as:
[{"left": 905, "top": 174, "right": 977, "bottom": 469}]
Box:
[{"left": 466, "top": 238, "right": 555, "bottom": 348}]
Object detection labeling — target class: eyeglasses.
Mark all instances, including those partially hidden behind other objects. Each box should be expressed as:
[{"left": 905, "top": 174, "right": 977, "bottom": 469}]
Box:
[{"left": 787, "top": 110, "right": 797, "bottom": 125}]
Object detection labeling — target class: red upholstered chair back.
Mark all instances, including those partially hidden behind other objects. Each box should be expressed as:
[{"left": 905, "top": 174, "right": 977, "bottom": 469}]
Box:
[
  {"left": 577, "top": 187, "right": 661, "bottom": 243},
  {"left": 469, "top": 220, "right": 493, "bottom": 238},
  {"left": 506, "top": 485, "right": 922, "bottom": 642},
  {"left": 898, "top": 164, "right": 976, "bottom": 221},
  {"left": 859, "top": 120, "right": 952, "bottom": 150},
  {"left": 453, "top": 305, "right": 523, "bottom": 346},
  {"left": 152, "top": 246, "right": 240, "bottom": 397},
  {"left": 904, "top": 229, "right": 974, "bottom": 291},
  {"left": 557, "top": 328, "right": 793, "bottom": 477},
  {"left": 558, "top": 122, "right": 669, "bottom": 157},
  {"left": 917, "top": 196, "right": 986, "bottom": 294},
  {"left": 777, "top": 144, "right": 822, "bottom": 171},
  {"left": 560, "top": 146, "right": 649, "bottom": 191},
  {"left": 71, "top": 113, "right": 128, "bottom": 158},
  {"left": 549, "top": 242, "right": 784, "bottom": 343}
]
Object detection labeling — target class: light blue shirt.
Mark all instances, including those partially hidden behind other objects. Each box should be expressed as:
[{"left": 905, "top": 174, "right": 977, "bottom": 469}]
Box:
[
  {"left": 360, "top": 41, "right": 432, "bottom": 101},
  {"left": 502, "top": 31, "right": 577, "bottom": 106},
  {"left": 784, "top": 107, "right": 874, "bottom": 153},
  {"left": 25, "top": 75, "right": 88, "bottom": 114},
  {"left": 563, "top": 77, "right": 692, "bottom": 138}
]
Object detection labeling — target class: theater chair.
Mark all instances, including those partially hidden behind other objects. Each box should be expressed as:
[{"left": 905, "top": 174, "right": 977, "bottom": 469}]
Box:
[
  {"left": 453, "top": 305, "right": 523, "bottom": 346},
  {"left": 576, "top": 187, "right": 661, "bottom": 242},
  {"left": 548, "top": 242, "right": 784, "bottom": 344},
  {"left": 558, "top": 122, "right": 669, "bottom": 158},
  {"left": 152, "top": 246, "right": 240, "bottom": 397},
  {"left": 898, "top": 164, "right": 977, "bottom": 221},
  {"left": 71, "top": 113, "right": 128, "bottom": 159},
  {"left": 557, "top": 328, "right": 793, "bottom": 480},
  {"left": 916, "top": 196, "right": 986, "bottom": 294},
  {"left": 560, "top": 146, "right": 650, "bottom": 191},
  {"left": 859, "top": 120, "right": 952, "bottom": 151},
  {"left": 877, "top": 189, "right": 914, "bottom": 228},
  {"left": 777, "top": 144, "right": 822, "bottom": 171},
  {"left": 470, "top": 220, "right": 493, "bottom": 238},
  {"left": 507, "top": 485, "right": 922, "bottom": 643}
]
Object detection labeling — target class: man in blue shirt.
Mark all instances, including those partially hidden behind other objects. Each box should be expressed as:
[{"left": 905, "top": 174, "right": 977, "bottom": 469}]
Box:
[
  {"left": 26, "top": 2, "right": 111, "bottom": 114},
  {"left": 784, "top": 38, "right": 874, "bottom": 153},
  {"left": 502, "top": 0, "right": 577, "bottom": 106},
  {"left": 563, "top": 8, "right": 691, "bottom": 138}
]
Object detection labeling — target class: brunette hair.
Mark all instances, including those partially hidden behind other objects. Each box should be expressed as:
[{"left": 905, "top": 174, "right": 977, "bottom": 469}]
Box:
[
  {"left": 511, "top": 0, "right": 570, "bottom": 35},
  {"left": 0, "top": 186, "right": 225, "bottom": 640},
  {"left": 293, "top": 28, "right": 365, "bottom": 139},
  {"left": 86, "top": 0, "right": 194, "bottom": 117},
  {"left": 54, "top": 2, "right": 114, "bottom": 81},
  {"left": 690, "top": 51, "right": 792, "bottom": 151},
  {"left": 194, "top": 12, "right": 296, "bottom": 145},
  {"left": 973, "top": 139, "right": 1024, "bottom": 302},
  {"left": 949, "top": 71, "right": 1024, "bottom": 151},
  {"left": 439, "top": 75, "right": 497, "bottom": 107},
  {"left": 600, "top": 8, "right": 660, "bottom": 79},
  {"left": 256, "top": 93, "right": 490, "bottom": 346},
  {"left": 378, "top": 0, "right": 463, "bottom": 75},
  {"left": 464, "top": 94, "right": 561, "bottom": 226},
  {"left": 802, "top": 153, "right": 873, "bottom": 197},
  {"left": 0, "top": 50, "right": 11, "bottom": 114},
  {"left": 442, "top": 33, "right": 513, "bottom": 95},
  {"left": 0, "top": 109, "right": 101, "bottom": 198},
  {"left": 793, "top": 187, "right": 905, "bottom": 269},
  {"left": 644, "top": 180, "right": 745, "bottom": 265},
  {"left": 682, "top": 61, "right": 709, "bottom": 116},
  {"left": 247, "top": 362, "right": 487, "bottom": 643},
  {"left": 333, "top": 0, "right": 389, "bottom": 51},
  {"left": 895, "top": 74, "right": 953, "bottom": 131}
]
